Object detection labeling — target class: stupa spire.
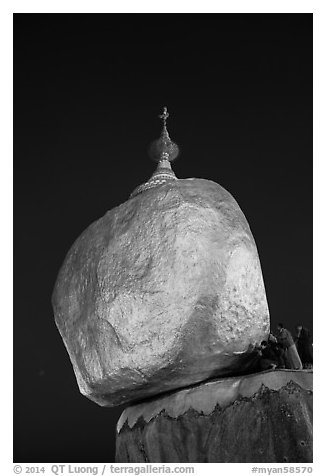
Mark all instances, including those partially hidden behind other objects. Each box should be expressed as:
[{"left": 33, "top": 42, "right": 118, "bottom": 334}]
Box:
[
  {"left": 130, "top": 106, "right": 179, "bottom": 198},
  {"left": 149, "top": 106, "right": 179, "bottom": 163},
  {"left": 159, "top": 106, "right": 169, "bottom": 127}
]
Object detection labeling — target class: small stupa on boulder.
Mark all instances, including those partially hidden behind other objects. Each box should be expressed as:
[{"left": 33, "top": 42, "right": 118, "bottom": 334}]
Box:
[{"left": 52, "top": 107, "right": 270, "bottom": 407}]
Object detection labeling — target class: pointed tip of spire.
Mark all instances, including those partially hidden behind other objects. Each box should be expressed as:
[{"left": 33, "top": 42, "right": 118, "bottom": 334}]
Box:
[{"left": 159, "top": 106, "right": 169, "bottom": 124}]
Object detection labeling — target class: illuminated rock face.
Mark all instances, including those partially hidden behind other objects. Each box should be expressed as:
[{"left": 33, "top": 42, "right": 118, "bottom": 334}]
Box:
[{"left": 52, "top": 178, "right": 270, "bottom": 407}]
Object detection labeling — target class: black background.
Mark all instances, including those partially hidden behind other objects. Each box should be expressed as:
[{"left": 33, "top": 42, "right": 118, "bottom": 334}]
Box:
[{"left": 14, "top": 13, "right": 312, "bottom": 463}]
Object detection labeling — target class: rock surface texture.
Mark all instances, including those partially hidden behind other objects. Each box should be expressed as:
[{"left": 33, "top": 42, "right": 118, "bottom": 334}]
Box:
[
  {"left": 116, "top": 370, "right": 313, "bottom": 463},
  {"left": 52, "top": 178, "right": 270, "bottom": 406}
]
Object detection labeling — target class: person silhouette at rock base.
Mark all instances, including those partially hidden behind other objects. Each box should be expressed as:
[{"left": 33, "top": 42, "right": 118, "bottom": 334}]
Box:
[
  {"left": 258, "top": 341, "right": 278, "bottom": 371},
  {"left": 268, "top": 333, "right": 286, "bottom": 368},
  {"left": 295, "top": 325, "right": 313, "bottom": 369},
  {"left": 276, "top": 323, "right": 303, "bottom": 370}
]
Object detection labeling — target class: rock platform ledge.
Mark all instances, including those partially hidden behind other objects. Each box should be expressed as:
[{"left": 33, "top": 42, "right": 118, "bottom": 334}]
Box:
[{"left": 116, "top": 369, "right": 313, "bottom": 463}]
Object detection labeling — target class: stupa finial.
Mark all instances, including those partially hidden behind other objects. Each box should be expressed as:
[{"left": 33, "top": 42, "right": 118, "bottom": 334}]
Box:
[
  {"left": 149, "top": 106, "right": 179, "bottom": 163},
  {"left": 129, "top": 107, "right": 179, "bottom": 198},
  {"left": 159, "top": 106, "right": 169, "bottom": 128}
]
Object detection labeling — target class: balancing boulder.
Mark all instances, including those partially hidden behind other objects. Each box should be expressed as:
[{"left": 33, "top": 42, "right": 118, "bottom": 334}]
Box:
[{"left": 52, "top": 178, "right": 269, "bottom": 406}]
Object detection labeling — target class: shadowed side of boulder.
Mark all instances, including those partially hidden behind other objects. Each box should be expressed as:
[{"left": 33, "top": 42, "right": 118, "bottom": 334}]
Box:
[{"left": 116, "top": 371, "right": 312, "bottom": 463}]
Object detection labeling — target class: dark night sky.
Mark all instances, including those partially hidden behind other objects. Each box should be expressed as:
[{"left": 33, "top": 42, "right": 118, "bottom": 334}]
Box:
[{"left": 14, "top": 13, "right": 312, "bottom": 462}]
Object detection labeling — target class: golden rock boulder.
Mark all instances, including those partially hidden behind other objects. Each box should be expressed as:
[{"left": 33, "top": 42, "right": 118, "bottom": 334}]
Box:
[{"left": 52, "top": 178, "right": 270, "bottom": 406}]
